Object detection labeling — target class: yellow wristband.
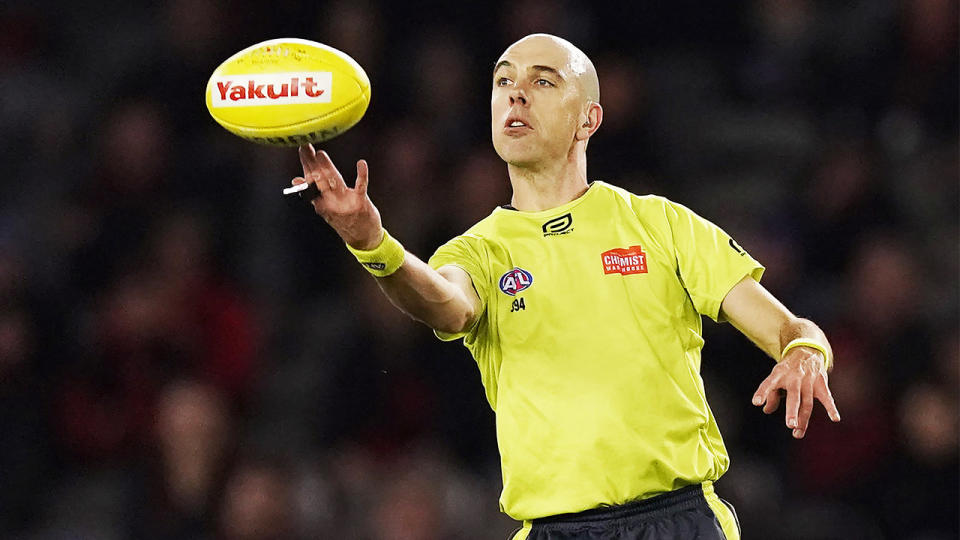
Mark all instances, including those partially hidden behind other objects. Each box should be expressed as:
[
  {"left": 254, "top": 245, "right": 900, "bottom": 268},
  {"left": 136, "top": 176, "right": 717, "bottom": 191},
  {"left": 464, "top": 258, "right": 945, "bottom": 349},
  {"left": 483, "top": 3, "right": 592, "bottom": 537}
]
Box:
[
  {"left": 345, "top": 229, "right": 406, "bottom": 277},
  {"left": 781, "top": 338, "right": 833, "bottom": 370}
]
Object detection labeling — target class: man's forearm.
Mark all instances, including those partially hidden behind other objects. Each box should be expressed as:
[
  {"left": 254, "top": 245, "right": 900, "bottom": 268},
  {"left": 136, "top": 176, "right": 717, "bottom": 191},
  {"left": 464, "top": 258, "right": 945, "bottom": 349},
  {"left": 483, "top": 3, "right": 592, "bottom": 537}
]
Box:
[
  {"left": 721, "top": 278, "right": 833, "bottom": 366},
  {"left": 373, "top": 252, "right": 477, "bottom": 334}
]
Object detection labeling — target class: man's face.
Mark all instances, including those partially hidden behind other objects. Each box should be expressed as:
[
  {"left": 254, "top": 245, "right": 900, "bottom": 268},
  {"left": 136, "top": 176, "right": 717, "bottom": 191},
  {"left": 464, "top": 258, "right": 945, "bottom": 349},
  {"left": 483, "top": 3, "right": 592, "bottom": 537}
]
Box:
[{"left": 491, "top": 37, "right": 588, "bottom": 167}]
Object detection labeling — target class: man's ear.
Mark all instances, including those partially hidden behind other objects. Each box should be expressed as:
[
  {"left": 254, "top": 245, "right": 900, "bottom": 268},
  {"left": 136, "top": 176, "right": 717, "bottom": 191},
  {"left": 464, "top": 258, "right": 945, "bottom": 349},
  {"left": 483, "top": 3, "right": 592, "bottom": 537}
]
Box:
[{"left": 575, "top": 102, "right": 603, "bottom": 141}]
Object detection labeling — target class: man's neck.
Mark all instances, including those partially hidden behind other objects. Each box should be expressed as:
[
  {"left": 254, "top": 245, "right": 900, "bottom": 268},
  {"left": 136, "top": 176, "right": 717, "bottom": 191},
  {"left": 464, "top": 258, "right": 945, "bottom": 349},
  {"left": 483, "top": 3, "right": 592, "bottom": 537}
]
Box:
[{"left": 507, "top": 151, "right": 589, "bottom": 212}]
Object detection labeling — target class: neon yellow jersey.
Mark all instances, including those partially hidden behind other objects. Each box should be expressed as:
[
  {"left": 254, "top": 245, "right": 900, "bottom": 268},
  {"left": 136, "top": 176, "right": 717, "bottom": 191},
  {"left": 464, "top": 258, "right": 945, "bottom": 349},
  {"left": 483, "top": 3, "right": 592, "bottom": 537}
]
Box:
[{"left": 427, "top": 181, "right": 764, "bottom": 521}]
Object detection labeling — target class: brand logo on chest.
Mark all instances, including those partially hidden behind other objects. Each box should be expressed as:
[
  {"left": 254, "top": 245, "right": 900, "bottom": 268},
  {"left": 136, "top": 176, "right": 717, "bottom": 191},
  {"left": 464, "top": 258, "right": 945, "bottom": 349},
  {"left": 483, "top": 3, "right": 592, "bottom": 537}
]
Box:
[
  {"left": 498, "top": 267, "right": 534, "bottom": 296},
  {"left": 601, "top": 246, "right": 648, "bottom": 275},
  {"left": 541, "top": 213, "right": 573, "bottom": 236}
]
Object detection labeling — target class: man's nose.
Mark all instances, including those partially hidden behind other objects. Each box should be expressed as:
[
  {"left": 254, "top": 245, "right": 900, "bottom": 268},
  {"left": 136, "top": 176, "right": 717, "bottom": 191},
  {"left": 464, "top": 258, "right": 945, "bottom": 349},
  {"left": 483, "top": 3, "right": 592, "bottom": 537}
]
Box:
[{"left": 509, "top": 88, "right": 527, "bottom": 106}]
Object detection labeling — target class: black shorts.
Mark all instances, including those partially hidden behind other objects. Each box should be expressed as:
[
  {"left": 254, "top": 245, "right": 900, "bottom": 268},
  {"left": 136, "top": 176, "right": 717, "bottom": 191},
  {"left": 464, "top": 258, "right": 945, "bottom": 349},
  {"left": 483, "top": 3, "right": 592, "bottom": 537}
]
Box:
[{"left": 512, "top": 484, "right": 740, "bottom": 540}]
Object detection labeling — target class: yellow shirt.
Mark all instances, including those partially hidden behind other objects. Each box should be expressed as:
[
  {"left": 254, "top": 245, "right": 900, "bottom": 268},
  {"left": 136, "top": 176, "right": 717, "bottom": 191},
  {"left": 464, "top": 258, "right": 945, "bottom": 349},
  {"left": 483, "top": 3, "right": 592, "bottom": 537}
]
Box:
[{"left": 428, "top": 181, "right": 764, "bottom": 521}]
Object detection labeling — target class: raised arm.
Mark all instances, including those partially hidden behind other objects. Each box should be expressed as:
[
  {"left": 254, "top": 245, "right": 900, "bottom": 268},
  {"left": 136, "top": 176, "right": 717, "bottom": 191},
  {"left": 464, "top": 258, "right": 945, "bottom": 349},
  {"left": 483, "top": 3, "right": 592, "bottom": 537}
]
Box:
[
  {"left": 720, "top": 276, "right": 841, "bottom": 439},
  {"left": 292, "top": 144, "right": 480, "bottom": 334}
]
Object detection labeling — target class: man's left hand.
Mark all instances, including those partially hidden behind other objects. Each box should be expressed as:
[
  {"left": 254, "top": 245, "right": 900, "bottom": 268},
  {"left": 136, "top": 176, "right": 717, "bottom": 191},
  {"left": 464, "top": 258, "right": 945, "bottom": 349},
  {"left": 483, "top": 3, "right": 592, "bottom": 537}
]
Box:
[{"left": 751, "top": 347, "right": 841, "bottom": 439}]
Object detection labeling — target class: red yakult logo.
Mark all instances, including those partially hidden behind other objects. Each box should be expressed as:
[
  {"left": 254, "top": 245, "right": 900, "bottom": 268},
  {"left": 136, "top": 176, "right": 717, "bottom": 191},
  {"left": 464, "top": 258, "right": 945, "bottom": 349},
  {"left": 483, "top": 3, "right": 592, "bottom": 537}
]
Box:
[
  {"left": 601, "top": 246, "right": 648, "bottom": 275},
  {"left": 210, "top": 72, "right": 332, "bottom": 107}
]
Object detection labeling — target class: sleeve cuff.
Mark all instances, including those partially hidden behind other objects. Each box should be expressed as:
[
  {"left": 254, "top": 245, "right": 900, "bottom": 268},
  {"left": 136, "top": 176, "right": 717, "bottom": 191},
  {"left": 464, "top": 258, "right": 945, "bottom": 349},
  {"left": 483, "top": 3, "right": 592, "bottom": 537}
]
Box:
[
  {"left": 710, "top": 264, "right": 765, "bottom": 322},
  {"left": 428, "top": 261, "right": 485, "bottom": 342}
]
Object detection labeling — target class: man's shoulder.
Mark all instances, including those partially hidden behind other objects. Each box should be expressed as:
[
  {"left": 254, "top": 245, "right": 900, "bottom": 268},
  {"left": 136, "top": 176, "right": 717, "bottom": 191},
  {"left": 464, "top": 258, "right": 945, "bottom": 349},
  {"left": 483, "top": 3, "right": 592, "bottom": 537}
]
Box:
[
  {"left": 433, "top": 208, "right": 502, "bottom": 253},
  {"left": 591, "top": 181, "right": 675, "bottom": 217},
  {"left": 459, "top": 207, "right": 504, "bottom": 239}
]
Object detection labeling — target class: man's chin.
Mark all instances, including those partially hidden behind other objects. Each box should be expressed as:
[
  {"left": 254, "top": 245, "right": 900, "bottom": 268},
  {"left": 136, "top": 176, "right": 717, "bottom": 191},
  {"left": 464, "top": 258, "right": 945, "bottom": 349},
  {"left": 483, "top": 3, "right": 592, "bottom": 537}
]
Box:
[
  {"left": 494, "top": 144, "right": 544, "bottom": 168},
  {"left": 504, "top": 158, "right": 541, "bottom": 169}
]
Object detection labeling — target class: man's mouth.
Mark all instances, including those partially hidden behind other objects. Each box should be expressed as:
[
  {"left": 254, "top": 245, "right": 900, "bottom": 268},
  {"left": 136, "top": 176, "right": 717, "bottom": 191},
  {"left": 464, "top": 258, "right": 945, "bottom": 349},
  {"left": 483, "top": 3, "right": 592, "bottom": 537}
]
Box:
[{"left": 504, "top": 117, "right": 532, "bottom": 132}]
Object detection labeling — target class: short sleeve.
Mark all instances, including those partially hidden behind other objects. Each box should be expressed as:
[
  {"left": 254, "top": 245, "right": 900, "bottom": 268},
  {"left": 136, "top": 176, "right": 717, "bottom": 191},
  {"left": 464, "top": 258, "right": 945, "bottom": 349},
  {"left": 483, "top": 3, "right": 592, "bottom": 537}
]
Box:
[
  {"left": 666, "top": 201, "right": 765, "bottom": 322},
  {"left": 427, "top": 234, "right": 489, "bottom": 341}
]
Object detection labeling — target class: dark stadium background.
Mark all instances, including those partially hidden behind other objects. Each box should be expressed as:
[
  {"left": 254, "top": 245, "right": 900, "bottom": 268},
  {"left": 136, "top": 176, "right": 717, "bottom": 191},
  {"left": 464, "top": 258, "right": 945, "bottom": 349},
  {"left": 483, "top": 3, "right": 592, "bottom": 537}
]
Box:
[{"left": 0, "top": 0, "right": 956, "bottom": 538}]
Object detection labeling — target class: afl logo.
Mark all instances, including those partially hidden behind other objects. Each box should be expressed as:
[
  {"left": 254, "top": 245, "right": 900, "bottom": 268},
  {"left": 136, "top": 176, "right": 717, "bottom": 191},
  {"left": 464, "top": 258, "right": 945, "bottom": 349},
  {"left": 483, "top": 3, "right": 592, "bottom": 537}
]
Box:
[{"left": 499, "top": 268, "right": 534, "bottom": 296}]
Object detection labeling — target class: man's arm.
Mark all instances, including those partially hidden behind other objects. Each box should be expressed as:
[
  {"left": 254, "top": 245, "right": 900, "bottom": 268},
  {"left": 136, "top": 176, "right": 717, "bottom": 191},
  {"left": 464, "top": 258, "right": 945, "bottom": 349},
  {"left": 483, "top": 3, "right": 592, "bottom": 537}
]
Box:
[
  {"left": 720, "top": 276, "right": 841, "bottom": 439},
  {"left": 376, "top": 258, "right": 481, "bottom": 334},
  {"left": 292, "top": 144, "right": 480, "bottom": 334}
]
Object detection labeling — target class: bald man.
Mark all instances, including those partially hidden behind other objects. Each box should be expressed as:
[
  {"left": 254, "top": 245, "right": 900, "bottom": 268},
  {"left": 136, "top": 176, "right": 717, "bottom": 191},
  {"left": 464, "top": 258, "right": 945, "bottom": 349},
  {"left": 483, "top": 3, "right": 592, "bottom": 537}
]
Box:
[{"left": 291, "top": 34, "right": 840, "bottom": 539}]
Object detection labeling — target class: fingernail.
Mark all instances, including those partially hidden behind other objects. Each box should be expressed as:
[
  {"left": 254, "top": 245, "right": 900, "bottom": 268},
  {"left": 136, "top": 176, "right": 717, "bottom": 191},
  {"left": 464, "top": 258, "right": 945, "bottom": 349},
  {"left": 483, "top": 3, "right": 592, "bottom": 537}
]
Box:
[
  {"left": 752, "top": 396, "right": 762, "bottom": 405},
  {"left": 788, "top": 418, "right": 797, "bottom": 428},
  {"left": 793, "top": 429, "right": 803, "bottom": 438},
  {"left": 832, "top": 413, "right": 841, "bottom": 422}
]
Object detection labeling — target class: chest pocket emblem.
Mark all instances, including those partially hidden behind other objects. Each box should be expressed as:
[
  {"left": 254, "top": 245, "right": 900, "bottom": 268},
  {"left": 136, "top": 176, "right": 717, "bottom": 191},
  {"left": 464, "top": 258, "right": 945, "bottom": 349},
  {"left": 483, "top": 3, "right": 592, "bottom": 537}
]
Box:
[{"left": 499, "top": 268, "right": 534, "bottom": 296}]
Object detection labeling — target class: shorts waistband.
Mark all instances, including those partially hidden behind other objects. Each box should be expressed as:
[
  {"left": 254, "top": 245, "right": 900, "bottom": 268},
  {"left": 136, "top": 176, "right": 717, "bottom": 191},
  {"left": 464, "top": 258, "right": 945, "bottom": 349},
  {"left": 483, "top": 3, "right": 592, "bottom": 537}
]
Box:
[{"left": 532, "top": 484, "right": 706, "bottom": 525}]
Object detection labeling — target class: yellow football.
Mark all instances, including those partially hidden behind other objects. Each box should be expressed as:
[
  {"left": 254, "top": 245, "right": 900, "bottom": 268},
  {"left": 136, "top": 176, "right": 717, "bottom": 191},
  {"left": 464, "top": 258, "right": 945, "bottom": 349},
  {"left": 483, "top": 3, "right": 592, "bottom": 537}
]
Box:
[{"left": 205, "top": 38, "right": 371, "bottom": 147}]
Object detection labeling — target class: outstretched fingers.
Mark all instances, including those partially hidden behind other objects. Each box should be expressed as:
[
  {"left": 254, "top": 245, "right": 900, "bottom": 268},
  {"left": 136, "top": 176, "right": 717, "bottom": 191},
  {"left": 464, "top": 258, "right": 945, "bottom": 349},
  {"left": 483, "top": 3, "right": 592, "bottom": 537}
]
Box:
[
  {"left": 313, "top": 150, "right": 347, "bottom": 192},
  {"left": 356, "top": 160, "right": 369, "bottom": 194},
  {"left": 298, "top": 144, "right": 317, "bottom": 178},
  {"left": 762, "top": 388, "right": 782, "bottom": 415},
  {"left": 816, "top": 377, "right": 842, "bottom": 422},
  {"left": 752, "top": 375, "right": 782, "bottom": 414},
  {"left": 794, "top": 374, "right": 816, "bottom": 438},
  {"left": 754, "top": 359, "right": 842, "bottom": 438},
  {"left": 752, "top": 376, "right": 772, "bottom": 406},
  {"left": 784, "top": 378, "right": 801, "bottom": 431},
  {"left": 299, "top": 145, "right": 346, "bottom": 191}
]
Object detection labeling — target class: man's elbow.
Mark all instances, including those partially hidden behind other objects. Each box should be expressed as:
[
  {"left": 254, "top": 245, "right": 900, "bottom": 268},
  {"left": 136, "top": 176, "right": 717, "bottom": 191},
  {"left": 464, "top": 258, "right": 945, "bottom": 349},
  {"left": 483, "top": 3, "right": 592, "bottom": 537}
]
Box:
[{"left": 431, "top": 305, "right": 477, "bottom": 335}]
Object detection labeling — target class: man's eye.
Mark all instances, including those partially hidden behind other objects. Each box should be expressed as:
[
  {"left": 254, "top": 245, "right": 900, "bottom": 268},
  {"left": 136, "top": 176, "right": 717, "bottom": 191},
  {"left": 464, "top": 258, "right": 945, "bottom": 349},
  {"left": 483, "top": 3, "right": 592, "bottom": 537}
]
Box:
[
  {"left": 496, "top": 77, "right": 512, "bottom": 87},
  {"left": 535, "top": 78, "right": 554, "bottom": 87}
]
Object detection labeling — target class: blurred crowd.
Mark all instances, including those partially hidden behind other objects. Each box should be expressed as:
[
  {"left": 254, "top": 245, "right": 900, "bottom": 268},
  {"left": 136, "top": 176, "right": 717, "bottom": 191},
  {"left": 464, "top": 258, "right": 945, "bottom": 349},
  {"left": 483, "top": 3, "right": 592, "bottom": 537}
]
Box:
[{"left": 0, "top": 0, "right": 957, "bottom": 538}]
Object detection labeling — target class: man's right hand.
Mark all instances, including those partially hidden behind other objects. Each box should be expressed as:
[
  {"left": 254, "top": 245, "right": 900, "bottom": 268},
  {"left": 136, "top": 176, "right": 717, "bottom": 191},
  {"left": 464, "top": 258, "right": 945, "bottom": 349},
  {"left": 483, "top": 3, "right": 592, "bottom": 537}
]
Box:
[
  {"left": 293, "top": 144, "right": 480, "bottom": 334},
  {"left": 292, "top": 144, "right": 383, "bottom": 250}
]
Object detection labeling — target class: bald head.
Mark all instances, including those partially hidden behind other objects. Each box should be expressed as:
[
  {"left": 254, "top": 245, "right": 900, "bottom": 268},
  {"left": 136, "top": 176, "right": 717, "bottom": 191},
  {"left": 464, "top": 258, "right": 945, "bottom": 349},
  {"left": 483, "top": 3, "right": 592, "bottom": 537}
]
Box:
[
  {"left": 490, "top": 33, "right": 603, "bottom": 170},
  {"left": 498, "top": 33, "right": 600, "bottom": 104}
]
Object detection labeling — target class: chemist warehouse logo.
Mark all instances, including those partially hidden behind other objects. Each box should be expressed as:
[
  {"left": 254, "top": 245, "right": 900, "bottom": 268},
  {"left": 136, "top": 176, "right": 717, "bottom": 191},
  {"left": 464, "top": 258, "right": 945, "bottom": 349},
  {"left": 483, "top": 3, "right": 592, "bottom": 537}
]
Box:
[{"left": 601, "top": 246, "right": 648, "bottom": 275}]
